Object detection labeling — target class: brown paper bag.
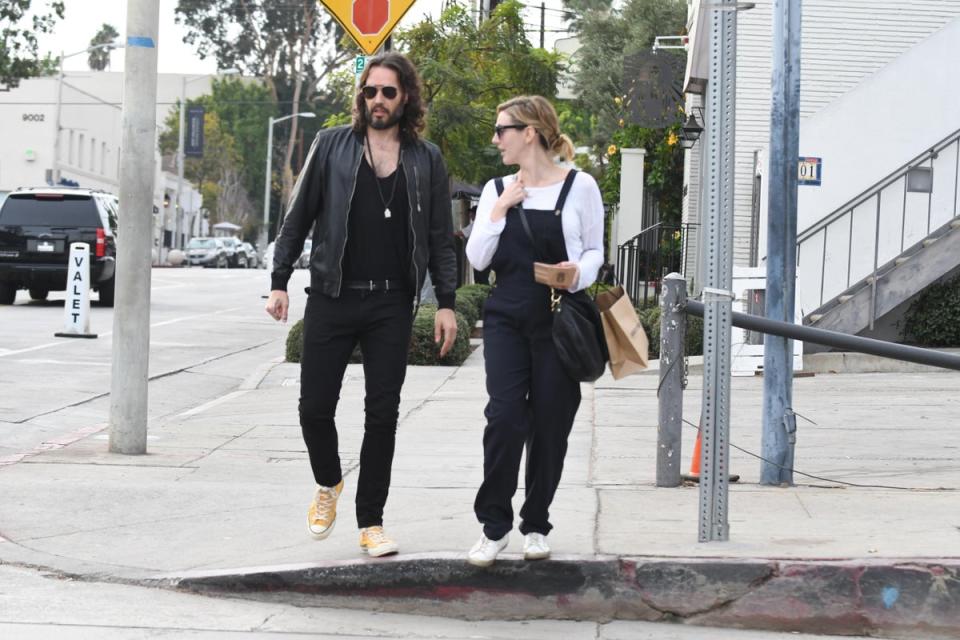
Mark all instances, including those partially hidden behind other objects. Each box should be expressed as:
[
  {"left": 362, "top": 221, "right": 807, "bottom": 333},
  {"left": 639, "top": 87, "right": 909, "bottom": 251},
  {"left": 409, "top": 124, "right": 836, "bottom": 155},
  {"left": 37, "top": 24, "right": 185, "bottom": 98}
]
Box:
[{"left": 595, "top": 286, "right": 649, "bottom": 379}]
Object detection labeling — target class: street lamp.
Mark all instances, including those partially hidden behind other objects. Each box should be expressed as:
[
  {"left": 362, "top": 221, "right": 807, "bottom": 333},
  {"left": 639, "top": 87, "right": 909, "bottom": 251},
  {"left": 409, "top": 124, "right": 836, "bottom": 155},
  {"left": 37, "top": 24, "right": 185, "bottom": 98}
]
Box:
[
  {"left": 679, "top": 113, "right": 704, "bottom": 150},
  {"left": 50, "top": 40, "right": 124, "bottom": 185},
  {"left": 173, "top": 69, "right": 239, "bottom": 252},
  {"left": 260, "top": 112, "right": 316, "bottom": 254}
]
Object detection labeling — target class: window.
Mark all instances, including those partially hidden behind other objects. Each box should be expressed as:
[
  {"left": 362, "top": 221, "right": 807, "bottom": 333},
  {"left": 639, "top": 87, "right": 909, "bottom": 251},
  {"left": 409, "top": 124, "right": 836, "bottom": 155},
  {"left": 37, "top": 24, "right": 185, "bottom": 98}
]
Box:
[{"left": 78, "top": 134, "right": 85, "bottom": 169}]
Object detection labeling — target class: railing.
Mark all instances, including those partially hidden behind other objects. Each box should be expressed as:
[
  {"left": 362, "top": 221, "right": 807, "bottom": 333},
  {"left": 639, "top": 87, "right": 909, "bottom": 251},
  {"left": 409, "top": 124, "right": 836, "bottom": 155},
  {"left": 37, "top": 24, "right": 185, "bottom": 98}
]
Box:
[
  {"left": 656, "top": 273, "right": 960, "bottom": 542},
  {"left": 616, "top": 222, "right": 696, "bottom": 307},
  {"left": 797, "top": 127, "right": 960, "bottom": 317}
]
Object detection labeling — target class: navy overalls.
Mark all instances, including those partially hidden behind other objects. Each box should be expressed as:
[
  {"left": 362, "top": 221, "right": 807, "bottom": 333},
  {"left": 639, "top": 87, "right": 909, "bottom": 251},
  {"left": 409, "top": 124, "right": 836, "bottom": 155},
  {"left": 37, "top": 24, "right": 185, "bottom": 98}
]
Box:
[{"left": 474, "top": 170, "right": 582, "bottom": 540}]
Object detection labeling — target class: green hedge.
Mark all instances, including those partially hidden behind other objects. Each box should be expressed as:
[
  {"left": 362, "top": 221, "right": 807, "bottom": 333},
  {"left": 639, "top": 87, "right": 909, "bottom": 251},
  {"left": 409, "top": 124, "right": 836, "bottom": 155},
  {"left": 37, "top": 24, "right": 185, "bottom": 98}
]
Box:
[
  {"left": 638, "top": 304, "right": 703, "bottom": 359},
  {"left": 902, "top": 274, "right": 960, "bottom": 346},
  {"left": 286, "top": 286, "right": 490, "bottom": 366}
]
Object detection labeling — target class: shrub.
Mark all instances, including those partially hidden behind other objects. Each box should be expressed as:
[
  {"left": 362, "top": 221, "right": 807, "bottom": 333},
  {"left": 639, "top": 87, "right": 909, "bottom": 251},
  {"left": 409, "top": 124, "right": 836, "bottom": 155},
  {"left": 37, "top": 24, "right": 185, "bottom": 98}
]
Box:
[
  {"left": 456, "top": 284, "right": 491, "bottom": 317},
  {"left": 285, "top": 304, "right": 474, "bottom": 366},
  {"left": 408, "top": 304, "right": 473, "bottom": 365},
  {"left": 638, "top": 304, "right": 703, "bottom": 359},
  {"left": 455, "top": 295, "right": 479, "bottom": 330},
  {"left": 902, "top": 274, "right": 960, "bottom": 346}
]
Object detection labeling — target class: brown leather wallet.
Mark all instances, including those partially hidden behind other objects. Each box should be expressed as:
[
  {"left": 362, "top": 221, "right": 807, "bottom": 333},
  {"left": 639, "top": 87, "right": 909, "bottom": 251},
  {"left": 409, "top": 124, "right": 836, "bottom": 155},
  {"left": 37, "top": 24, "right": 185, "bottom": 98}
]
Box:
[{"left": 533, "top": 262, "right": 578, "bottom": 288}]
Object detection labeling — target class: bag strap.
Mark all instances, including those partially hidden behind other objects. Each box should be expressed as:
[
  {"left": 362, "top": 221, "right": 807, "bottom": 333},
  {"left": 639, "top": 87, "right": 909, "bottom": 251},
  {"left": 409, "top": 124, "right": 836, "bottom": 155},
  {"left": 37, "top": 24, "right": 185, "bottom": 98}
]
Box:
[{"left": 552, "top": 169, "right": 578, "bottom": 217}]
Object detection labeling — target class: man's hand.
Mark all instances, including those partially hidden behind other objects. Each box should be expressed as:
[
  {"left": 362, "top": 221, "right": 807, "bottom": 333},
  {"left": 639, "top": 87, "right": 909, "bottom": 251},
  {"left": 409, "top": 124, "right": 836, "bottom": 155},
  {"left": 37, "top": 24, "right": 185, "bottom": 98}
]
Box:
[
  {"left": 434, "top": 308, "right": 458, "bottom": 357},
  {"left": 265, "top": 290, "right": 289, "bottom": 323}
]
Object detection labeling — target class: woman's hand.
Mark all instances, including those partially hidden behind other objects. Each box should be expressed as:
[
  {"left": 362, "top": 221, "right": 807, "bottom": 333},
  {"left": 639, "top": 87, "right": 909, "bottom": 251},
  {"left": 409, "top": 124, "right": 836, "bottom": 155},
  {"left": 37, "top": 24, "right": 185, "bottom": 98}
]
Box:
[
  {"left": 555, "top": 261, "right": 580, "bottom": 291},
  {"left": 490, "top": 176, "right": 526, "bottom": 222}
]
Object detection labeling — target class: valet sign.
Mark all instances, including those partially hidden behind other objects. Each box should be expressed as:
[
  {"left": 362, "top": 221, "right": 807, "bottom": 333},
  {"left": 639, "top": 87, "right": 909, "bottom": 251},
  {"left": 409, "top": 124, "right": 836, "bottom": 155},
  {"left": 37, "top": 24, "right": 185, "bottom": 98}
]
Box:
[{"left": 318, "top": 0, "right": 417, "bottom": 55}]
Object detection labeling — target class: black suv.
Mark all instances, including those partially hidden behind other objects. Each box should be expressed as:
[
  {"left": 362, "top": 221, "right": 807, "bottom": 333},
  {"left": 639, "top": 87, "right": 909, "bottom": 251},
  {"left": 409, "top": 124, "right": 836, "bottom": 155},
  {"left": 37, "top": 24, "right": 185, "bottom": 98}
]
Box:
[{"left": 0, "top": 187, "right": 119, "bottom": 306}]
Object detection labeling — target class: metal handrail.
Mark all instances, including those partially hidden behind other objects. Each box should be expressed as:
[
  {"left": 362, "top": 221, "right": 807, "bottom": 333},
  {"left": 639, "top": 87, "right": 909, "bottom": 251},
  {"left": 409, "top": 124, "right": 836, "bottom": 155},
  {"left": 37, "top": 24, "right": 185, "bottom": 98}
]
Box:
[
  {"left": 798, "top": 126, "right": 960, "bottom": 243},
  {"left": 616, "top": 222, "right": 695, "bottom": 307}
]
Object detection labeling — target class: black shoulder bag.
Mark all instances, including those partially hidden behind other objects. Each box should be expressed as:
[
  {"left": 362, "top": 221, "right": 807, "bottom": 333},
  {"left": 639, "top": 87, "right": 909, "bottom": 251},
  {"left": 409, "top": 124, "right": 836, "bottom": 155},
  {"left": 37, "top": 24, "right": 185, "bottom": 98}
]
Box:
[{"left": 495, "top": 172, "right": 608, "bottom": 382}]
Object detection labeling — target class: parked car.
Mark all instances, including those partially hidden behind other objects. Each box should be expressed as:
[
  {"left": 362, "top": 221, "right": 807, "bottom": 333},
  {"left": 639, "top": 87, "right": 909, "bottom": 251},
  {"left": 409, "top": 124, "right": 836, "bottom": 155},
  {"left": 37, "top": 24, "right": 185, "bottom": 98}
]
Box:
[
  {"left": 261, "top": 241, "right": 275, "bottom": 270},
  {"left": 240, "top": 242, "right": 259, "bottom": 269},
  {"left": 296, "top": 239, "right": 312, "bottom": 269},
  {"left": 219, "top": 236, "right": 249, "bottom": 268},
  {"left": 0, "top": 187, "right": 118, "bottom": 305},
  {"left": 185, "top": 237, "right": 228, "bottom": 268}
]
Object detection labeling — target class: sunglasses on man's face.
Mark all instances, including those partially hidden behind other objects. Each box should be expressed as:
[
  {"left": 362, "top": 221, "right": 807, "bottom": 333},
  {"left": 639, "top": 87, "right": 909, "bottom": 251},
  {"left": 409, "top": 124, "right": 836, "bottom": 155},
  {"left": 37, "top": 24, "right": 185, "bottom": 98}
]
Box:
[
  {"left": 494, "top": 123, "right": 527, "bottom": 139},
  {"left": 361, "top": 85, "right": 399, "bottom": 100}
]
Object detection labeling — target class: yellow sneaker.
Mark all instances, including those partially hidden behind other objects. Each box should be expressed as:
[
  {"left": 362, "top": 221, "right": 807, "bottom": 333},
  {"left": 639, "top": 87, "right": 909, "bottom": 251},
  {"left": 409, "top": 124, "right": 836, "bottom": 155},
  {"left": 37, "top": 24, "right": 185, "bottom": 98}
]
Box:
[
  {"left": 307, "top": 479, "right": 344, "bottom": 539},
  {"left": 359, "top": 526, "right": 399, "bottom": 557}
]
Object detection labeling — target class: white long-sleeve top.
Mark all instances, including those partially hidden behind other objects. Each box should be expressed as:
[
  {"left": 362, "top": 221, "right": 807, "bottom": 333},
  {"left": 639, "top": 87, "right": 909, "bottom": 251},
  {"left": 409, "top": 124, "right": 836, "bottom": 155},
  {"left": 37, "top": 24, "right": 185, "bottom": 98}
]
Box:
[{"left": 465, "top": 171, "right": 605, "bottom": 292}]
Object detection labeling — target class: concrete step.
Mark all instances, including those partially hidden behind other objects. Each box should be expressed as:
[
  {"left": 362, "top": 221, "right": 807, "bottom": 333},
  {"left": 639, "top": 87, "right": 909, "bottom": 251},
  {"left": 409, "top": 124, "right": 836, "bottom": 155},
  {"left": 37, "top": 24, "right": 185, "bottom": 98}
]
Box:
[
  {"left": 808, "top": 313, "right": 824, "bottom": 323},
  {"left": 923, "top": 237, "right": 938, "bottom": 247},
  {"left": 895, "top": 256, "right": 910, "bottom": 266},
  {"left": 838, "top": 294, "right": 853, "bottom": 303}
]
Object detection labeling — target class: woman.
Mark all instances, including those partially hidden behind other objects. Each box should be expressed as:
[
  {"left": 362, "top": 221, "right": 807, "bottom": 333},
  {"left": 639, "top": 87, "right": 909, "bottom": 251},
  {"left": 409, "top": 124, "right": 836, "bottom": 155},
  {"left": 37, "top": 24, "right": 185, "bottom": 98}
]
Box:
[{"left": 464, "top": 96, "right": 604, "bottom": 566}]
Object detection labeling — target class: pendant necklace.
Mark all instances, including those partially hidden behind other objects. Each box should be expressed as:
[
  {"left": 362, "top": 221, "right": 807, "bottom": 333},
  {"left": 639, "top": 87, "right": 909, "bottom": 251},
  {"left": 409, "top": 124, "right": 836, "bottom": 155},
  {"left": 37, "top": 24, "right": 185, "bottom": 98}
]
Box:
[{"left": 365, "top": 131, "right": 401, "bottom": 219}]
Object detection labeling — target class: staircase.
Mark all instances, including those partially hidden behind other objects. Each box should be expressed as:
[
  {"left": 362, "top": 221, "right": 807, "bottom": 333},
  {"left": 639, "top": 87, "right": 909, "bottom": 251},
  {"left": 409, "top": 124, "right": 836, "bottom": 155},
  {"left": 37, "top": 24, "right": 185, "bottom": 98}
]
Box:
[{"left": 799, "top": 127, "right": 960, "bottom": 343}]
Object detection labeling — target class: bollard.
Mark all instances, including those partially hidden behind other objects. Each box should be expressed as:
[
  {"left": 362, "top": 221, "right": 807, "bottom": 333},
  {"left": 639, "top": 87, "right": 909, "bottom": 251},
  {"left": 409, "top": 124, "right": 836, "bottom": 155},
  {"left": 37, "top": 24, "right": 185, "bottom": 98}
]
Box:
[
  {"left": 54, "top": 242, "right": 97, "bottom": 339},
  {"left": 657, "top": 273, "right": 686, "bottom": 487}
]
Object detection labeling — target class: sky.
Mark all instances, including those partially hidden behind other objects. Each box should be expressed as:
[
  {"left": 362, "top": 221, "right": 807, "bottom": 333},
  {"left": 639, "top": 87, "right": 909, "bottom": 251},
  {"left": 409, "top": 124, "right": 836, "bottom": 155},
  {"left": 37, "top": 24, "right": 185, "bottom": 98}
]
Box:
[{"left": 35, "top": 0, "right": 574, "bottom": 74}]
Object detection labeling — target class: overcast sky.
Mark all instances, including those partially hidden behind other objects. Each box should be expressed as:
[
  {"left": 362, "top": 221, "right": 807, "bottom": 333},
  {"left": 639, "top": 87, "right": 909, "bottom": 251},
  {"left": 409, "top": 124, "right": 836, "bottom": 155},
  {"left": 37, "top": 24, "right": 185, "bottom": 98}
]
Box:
[{"left": 35, "top": 0, "right": 572, "bottom": 74}]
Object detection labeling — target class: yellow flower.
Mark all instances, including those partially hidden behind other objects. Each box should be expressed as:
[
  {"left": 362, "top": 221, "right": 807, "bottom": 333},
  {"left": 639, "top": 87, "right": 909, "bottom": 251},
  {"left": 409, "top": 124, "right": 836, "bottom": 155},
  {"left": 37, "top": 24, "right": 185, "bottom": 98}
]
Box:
[
  {"left": 614, "top": 96, "right": 622, "bottom": 106},
  {"left": 673, "top": 230, "right": 681, "bottom": 240},
  {"left": 618, "top": 118, "right": 624, "bottom": 128},
  {"left": 607, "top": 144, "right": 617, "bottom": 156},
  {"left": 667, "top": 132, "right": 679, "bottom": 146}
]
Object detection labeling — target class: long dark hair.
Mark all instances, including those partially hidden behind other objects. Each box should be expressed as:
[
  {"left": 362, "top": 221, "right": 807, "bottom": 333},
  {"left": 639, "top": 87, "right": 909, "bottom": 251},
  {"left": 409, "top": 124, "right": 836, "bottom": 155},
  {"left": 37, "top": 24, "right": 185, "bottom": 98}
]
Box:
[{"left": 352, "top": 52, "right": 427, "bottom": 144}]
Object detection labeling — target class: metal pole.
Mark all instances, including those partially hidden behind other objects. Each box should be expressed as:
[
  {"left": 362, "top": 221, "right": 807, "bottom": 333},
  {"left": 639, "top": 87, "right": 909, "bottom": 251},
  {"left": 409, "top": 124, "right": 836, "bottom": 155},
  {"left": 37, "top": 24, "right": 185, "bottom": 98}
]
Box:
[
  {"left": 175, "top": 76, "right": 186, "bottom": 252},
  {"left": 699, "top": 0, "right": 737, "bottom": 542},
  {"left": 51, "top": 52, "right": 64, "bottom": 185},
  {"left": 109, "top": 0, "right": 160, "bottom": 455},
  {"left": 260, "top": 116, "right": 274, "bottom": 255},
  {"left": 687, "top": 300, "right": 960, "bottom": 372},
  {"left": 761, "top": 0, "right": 802, "bottom": 486},
  {"left": 540, "top": 2, "right": 546, "bottom": 49},
  {"left": 657, "top": 273, "right": 686, "bottom": 487}
]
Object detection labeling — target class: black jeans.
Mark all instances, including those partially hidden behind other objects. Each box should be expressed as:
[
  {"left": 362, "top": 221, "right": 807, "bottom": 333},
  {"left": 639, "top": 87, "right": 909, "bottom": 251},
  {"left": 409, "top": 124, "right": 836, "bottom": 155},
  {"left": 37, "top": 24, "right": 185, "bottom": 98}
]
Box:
[{"left": 299, "top": 288, "right": 414, "bottom": 528}]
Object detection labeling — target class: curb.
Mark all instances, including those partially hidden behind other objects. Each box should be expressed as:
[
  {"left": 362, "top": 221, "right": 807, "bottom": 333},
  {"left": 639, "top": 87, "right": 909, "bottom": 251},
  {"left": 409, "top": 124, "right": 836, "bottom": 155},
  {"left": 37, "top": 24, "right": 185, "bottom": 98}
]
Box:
[{"left": 173, "top": 555, "right": 960, "bottom": 637}]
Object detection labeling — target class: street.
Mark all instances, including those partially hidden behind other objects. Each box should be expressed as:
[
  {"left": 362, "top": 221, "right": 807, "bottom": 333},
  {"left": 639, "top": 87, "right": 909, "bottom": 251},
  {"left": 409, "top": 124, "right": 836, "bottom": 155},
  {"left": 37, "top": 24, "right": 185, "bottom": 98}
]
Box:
[{"left": 0, "top": 266, "right": 307, "bottom": 462}]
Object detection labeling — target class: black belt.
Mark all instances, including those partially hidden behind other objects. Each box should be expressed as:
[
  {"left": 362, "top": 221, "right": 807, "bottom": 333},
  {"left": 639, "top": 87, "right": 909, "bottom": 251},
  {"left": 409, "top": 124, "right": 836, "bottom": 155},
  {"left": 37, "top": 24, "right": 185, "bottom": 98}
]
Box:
[{"left": 343, "top": 279, "right": 405, "bottom": 292}]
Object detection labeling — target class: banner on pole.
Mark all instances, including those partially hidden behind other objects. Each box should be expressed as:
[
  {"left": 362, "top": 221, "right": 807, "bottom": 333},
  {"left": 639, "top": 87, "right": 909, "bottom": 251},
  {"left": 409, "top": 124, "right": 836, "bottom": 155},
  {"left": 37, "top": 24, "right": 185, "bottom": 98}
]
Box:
[{"left": 185, "top": 106, "right": 205, "bottom": 158}]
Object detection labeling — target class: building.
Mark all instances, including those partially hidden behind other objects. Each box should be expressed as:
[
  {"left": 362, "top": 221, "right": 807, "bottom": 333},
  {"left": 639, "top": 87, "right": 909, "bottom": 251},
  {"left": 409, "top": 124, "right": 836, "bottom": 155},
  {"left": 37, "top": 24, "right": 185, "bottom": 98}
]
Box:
[
  {"left": 682, "top": 1, "right": 960, "bottom": 343},
  {"left": 0, "top": 71, "right": 211, "bottom": 261}
]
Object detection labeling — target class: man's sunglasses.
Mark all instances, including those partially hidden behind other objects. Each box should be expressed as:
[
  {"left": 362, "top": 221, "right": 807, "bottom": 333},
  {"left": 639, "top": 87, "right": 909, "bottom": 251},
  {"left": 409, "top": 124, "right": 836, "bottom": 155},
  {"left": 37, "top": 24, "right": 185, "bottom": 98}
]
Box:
[
  {"left": 494, "top": 124, "right": 528, "bottom": 139},
  {"left": 361, "top": 85, "right": 399, "bottom": 100}
]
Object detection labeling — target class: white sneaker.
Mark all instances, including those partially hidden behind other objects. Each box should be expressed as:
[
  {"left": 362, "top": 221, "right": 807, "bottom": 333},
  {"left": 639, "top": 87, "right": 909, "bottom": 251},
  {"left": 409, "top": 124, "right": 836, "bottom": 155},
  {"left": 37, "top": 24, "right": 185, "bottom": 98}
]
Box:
[
  {"left": 467, "top": 533, "right": 509, "bottom": 567},
  {"left": 523, "top": 532, "right": 550, "bottom": 560}
]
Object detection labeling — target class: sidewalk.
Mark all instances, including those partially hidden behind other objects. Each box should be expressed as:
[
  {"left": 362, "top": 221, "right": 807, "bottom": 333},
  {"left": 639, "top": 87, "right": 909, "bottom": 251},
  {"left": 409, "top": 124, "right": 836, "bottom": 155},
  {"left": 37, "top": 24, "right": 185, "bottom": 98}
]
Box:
[{"left": 1, "top": 343, "right": 958, "bottom": 637}]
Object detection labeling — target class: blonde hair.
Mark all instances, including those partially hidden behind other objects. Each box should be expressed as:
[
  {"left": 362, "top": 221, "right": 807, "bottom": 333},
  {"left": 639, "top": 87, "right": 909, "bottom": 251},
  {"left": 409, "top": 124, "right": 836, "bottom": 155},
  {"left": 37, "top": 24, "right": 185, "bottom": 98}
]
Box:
[{"left": 497, "top": 95, "right": 575, "bottom": 161}]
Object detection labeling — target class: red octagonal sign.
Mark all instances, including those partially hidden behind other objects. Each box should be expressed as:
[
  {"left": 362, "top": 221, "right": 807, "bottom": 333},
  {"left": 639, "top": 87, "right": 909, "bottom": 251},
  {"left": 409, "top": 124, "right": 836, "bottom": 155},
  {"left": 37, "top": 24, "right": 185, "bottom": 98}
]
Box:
[{"left": 353, "top": 0, "right": 389, "bottom": 35}]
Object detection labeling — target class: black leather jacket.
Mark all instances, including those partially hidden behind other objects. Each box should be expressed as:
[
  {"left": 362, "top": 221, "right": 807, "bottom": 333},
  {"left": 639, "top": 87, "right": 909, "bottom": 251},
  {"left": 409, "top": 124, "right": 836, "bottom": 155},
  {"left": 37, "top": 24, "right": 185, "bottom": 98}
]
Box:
[{"left": 271, "top": 125, "right": 457, "bottom": 309}]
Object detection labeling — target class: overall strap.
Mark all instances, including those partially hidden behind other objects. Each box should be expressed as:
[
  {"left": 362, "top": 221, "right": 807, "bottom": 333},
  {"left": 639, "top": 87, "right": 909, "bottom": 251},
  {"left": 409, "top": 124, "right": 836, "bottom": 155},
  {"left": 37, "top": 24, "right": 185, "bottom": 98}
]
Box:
[
  {"left": 494, "top": 175, "right": 542, "bottom": 260},
  {"left": 553, "top": 169, "right": 578, "bottom": 216}
]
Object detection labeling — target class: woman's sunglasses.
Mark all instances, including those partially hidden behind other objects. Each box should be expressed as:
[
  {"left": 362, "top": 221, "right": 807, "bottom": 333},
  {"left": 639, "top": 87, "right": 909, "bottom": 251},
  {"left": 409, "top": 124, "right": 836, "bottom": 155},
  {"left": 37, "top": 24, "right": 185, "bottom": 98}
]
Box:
[
  {"left": 494, "top": 124, "right": 528, "bottom": 139},
  {"left": 361, "top": 85, "right": 399, "bottom": 100}
]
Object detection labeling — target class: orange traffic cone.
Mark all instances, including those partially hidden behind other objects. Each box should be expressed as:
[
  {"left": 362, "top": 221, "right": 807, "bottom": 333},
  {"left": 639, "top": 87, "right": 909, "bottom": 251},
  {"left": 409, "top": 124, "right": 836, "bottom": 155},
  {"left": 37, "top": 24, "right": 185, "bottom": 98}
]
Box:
[
  {"left": 681, "top": 428, "right": 702, "bottom": 482},
  {"left": 681, "top": 420, "right": 739, "bottom": 484}
]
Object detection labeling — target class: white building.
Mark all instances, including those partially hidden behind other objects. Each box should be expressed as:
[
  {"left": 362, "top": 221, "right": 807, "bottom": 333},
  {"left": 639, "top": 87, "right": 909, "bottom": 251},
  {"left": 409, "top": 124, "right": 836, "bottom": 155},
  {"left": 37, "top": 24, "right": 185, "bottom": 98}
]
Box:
[
  {"left": 682, "top": 1, "right": 960, "bottom": 343},
  {"left": 0, "top": 71, "right": 209, "bottom": 258}
]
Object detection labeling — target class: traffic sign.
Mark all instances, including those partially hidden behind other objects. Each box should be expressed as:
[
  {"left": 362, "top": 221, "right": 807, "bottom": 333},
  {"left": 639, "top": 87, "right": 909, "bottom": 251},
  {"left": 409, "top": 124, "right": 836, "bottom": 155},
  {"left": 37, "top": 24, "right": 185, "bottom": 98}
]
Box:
[{"left": 318, "top": 0, "right": 418, "bottom": 55}]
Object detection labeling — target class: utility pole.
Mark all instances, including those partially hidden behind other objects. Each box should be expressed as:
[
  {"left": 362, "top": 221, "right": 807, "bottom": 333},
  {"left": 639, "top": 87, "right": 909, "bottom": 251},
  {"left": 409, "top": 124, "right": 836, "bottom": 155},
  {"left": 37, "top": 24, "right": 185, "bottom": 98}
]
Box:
[
  {"left": 540, "top": 2, "right": 546, "bottom": 49},
  {"left": 761, "top": 0, "right": 802, "bottom": 485},
  {"left": 109, "top": 0, "right": 160, "bottom": 455}
]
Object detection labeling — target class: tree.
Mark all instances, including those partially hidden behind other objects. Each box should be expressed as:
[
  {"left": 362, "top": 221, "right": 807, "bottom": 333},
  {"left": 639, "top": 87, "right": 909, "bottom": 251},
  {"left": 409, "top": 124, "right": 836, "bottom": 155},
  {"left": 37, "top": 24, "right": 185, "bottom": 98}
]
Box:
[
  {"left": 159, "top": 77, "right": 277, "bottom": 238},
  {"left": 399, "top": 1, "right": 562, "bottom": 185},
  {"left": 0, "top": 0, "right": 64, "bottom": 89},
  {"left": 562, "top": 0, "right": 686, "bottom": 151},
  {"left": 87, "top": 23, "right": 119, "bottom": 71},
  {"left": 174, "top": 0, "right": 355, "bottom": 210}
]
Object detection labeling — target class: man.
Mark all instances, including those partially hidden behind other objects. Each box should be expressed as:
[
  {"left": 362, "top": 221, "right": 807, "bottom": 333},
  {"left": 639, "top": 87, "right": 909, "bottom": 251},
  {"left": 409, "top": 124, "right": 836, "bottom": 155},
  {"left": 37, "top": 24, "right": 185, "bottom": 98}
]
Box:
[{"left": 265, "top": 52, "right": 458, "bottom": 557}]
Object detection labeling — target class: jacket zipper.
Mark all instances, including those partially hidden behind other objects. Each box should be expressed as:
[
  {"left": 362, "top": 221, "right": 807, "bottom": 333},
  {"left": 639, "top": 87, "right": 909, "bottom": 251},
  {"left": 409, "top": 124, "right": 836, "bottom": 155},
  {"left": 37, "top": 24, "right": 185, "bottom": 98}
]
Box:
[
  {"left": 410, "top": 159, "right": 421, "bottom": 312},
  {"left": 336, "top": 144, "right": 365, "bottom": 296}
]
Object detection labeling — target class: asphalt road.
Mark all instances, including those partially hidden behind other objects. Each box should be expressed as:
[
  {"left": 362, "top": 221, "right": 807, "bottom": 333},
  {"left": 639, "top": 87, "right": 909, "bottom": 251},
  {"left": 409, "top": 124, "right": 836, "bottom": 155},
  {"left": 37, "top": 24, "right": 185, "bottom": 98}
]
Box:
[{"left": 0, "top": 265, "right": 309, "bottom": 461}]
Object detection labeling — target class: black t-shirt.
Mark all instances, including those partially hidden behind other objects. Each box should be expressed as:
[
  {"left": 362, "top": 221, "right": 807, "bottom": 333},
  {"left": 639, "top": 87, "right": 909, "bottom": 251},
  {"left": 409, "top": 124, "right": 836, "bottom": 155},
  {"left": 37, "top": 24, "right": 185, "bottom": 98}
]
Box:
[{"left": 342, "top": 155, "right": 410, "bottom": 283}]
